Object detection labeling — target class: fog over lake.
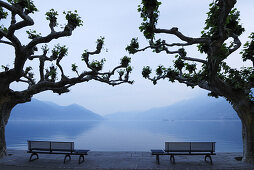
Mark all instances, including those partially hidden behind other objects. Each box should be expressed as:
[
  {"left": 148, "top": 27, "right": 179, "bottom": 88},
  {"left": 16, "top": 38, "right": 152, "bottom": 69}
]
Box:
[{"left": 6, "top": 120, "right": 242, "bottom": 152}]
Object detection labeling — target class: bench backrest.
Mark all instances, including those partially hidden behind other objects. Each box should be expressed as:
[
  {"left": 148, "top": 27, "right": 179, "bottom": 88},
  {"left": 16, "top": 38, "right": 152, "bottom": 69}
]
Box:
[
  {"left": 165, "top": 142, "right": 215, "bottom": 153},
  {"left": 28, "top": 141, "right": 74, "bottom": 152}
]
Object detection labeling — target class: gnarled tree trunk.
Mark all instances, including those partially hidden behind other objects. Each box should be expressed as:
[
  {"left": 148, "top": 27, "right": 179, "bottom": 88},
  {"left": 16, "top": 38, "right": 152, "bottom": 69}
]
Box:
[
  {"left": 0, "top": 98, "right": 16, "bottom": 158},
  {"left": 241, "top": 115, "right": 254, "bottom": 163},
  {"left": 232, "top": 98, "right": 254, "bottom": 163}
]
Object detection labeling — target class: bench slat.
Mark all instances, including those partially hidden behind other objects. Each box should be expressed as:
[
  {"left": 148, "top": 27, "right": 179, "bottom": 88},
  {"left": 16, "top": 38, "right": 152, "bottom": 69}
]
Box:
[
  {"left": 51, "top": 142, "right": 74, "bottom": 152},
  {"left": 165, "top": 142, "right": 215, "bottom": 153}
]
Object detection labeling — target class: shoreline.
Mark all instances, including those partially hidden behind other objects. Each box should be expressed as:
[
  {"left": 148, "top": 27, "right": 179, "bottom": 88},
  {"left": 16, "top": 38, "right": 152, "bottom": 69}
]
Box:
[{"left": 0, "top": 150, "right": 253, "bottom": 170}]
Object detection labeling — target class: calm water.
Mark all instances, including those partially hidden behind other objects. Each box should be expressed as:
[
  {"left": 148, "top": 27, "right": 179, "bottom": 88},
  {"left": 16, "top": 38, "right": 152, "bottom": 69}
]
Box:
[{"left": 6, "top": 120, "right": 242, "bottom": 152}]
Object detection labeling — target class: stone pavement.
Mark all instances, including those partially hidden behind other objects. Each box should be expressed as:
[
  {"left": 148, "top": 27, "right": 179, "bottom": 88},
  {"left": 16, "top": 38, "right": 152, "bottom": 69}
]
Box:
[{"left": 0, "top": 150, "right": 253, "bottom": 170}]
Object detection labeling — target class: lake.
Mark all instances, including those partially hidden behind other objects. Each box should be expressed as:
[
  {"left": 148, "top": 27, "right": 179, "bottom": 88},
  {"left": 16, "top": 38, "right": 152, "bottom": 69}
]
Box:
[{"left": 6, "top": 120, "right": 242, "bottom": 152}]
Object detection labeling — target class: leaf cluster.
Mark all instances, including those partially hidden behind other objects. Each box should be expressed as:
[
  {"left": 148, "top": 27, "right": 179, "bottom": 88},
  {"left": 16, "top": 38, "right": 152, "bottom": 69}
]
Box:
[
  {"left": 218, "top": 62, "right": 254, "bottom": 91},
  {"left": 198, "top": 0, "right": 244, "bottom": 54},
  {"left": 46, "top": 9, "right": 58, "bottom": 22},
  {"left": 126, "top": 38, "right": 139, "bottom": 54},
  {"left": 241, "top": 33, "right": 254, "bottom": 62},
  {"left": 51, "top": 44, "right": 68, "bottom": 61},
  {"left": 1, "top": 64, "right": 9, "bottom": 71},
  {"left": 45, "top": 65, "right": 57, "bottom": 82},
  {"left": 26, "top": 29, "right": 41, "bottom": 39},
  {"left": 138, "top": 0, "right": 161, "bottom": 39},
  {"left": 120, "top": 56, "right": 131, "bottom": 67},
  {"left": 0, "top": 7, "right": 8, "bottom": 20},
  {"left": 63, "top": 10, "right": 83, "bottom": 28},
  {"left": 7, "top": 0, "right": 38, "bottom": 14},
  {"left": 71, "top": 63, "right": 78, "bottom": 72},
  {"left": 89, "top": 59, "right": 105, "bottom": 72},
  {"left": 0, "top": 25, "right": 8, "bottom": 34}
]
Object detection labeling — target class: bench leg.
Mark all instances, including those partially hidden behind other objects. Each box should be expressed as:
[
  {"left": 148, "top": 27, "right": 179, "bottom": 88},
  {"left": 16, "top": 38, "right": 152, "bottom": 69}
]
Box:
[
  {"left": 79, "top": 155, "right": 85, "bottom": 164},
  {"left": 156, "top": 155, "right": 160, "bottom": 164},
  {"left": 64, "top": 154, "right": 71, "bottom": 164},
  {"left": 205, "top": 155, "right": 213, "bottom": 165},
  {"left": 170, "top": 155, "right": 175, "bottom": 164},
  {"left": 29, "top": 153, "right": 39, "bottom": 161}
]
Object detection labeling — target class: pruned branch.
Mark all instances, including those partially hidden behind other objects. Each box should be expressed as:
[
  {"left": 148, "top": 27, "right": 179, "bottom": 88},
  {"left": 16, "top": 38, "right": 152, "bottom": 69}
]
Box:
[
  {"left": 154, "top": 27, "right": 210, "bottom": 44},
  {"left": 0, "top": 40, "right": 13, "bottom": 46},
  {"left": 0, "top": 0, "right": 34, "bottom": 47},
  {"left": 228, "top": 33, "right": 241, "bottom": 55},
  {"left": 26, "top": 30, "right": 72, "bottom": 50}
]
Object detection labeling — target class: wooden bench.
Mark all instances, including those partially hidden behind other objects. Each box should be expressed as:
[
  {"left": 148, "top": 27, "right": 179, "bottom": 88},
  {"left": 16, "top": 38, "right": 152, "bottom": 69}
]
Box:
[
  {"left": 27, "top": 141, "right": 89, "bottom": 164},
  {"left": 151, "top": 142, "right": 216, "bottom": 164}
]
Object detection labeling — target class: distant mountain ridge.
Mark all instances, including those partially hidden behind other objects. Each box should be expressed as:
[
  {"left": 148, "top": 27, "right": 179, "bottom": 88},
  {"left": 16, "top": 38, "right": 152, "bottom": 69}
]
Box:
[
  {"left": 105, "top": 96, "right": 239, "bottom": 121},
  {"left": 10, "top": 96, "right": 239, "bottom": 121},
  {"left": 10, "top": 99, "right": 104, "bottom": 121}
]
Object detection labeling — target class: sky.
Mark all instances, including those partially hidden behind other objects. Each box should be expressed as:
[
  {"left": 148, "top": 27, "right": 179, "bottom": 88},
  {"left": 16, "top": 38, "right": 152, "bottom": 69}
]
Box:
[{"left": 1, "top": 0, "right": 254, "bottom": 115}]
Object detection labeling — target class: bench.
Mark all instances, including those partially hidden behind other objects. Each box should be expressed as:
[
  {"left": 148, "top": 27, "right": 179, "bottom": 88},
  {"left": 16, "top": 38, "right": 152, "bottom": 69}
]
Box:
[
  {"left": 27, "top": 141, "right": 89, "bottom": 164},
  {"left": 151, "top": 142, "right": 216, "bottom": 164}
]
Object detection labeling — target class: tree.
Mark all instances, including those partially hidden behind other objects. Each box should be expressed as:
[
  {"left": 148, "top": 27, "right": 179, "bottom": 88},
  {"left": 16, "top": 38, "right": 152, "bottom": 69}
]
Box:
[
  {"left": 0, "top": 0, "right": 133, "bottom": 158},
  {"left": 126, "top": 0, "right": 254, "bottom": 163}
]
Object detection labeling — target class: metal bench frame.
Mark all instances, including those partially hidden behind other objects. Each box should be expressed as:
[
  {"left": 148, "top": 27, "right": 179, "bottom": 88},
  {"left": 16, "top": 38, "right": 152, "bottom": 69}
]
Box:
[
  {"left": 27, "top": 141, "right": 89, "bottom": 164},
  {"left": 151, "top": 142, "right": 216, "bottom": 164}
]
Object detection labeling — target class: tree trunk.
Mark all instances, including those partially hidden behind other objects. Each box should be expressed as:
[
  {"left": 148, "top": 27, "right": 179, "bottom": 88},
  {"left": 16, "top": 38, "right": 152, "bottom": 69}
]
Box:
[
  {"left": 232, "top": 98, "right": 254, "bottom": 164},
  {"left": 0, "top": 100, "right": 15, "bottom": 158},
  {"left": 241, "top": 115, "right": 254, "bottom": 163},
  {"left": 0, "top": 120, "right": 7, "bottom": 158}
]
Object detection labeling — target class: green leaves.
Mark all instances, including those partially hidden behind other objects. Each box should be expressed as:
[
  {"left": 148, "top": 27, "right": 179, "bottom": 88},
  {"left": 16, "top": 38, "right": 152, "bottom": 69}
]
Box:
[
  {"left": 0, "top": 7, "right": 8, "bottom": 20},
  {"left": 174, "top": 57, "right": 184, "bottom": 71},
  {"left": 156, "top": 65, "right": 165, "bottom": 76},
  {"left": 71, "top": 64, "right": 78, "bottom": 72},
  {"left": 225, "top": 8, "right": 245, "bottom": 36},
  {"left": 185, "top": 64, "right": 196, "bottom": 74},
  {"left": 126, "top": 38, "right": 139, "bottom": 54},
  {"left": 89, "top": 59, "right": 105, "bottom": 72},
  {"left": 199, "top": 0, "right": 244, "bottom": 54},
  {"left": 120, "top": 56, "right": 131, "bottom": 67},
  {"left": 7, "top": 0, "right": 38, "bottom": 14},
  {"left": 0, "top": 25, "right": 8, "bottom": 34},
  {"left": 45, "top": 65, "right": 57, "bottom": 82},
  {"left": 218, "top": 60, "right": 254, "bottom": 91},
  {"left": 241, "top": 32, "right": 254, "bottom": 62},
  {"left": 96, "top": 36, "right": 105, "bottom": 51},
  {"left": 46, "top": 9, "right": 58, "bottom": 25},
  {"left": 142, "top": 66, "right": 152, "bottom": 78},
  {"left": 63, "top": 10, "right": 83, "bottom": 28},
  {"left": 51, "top": 44, "right": 68, "bottom": 60},
  {"left": 1, "top": 65, "right": 9, "bottom": 72},
  {"left": 41, "top": 44, "right": 49, "bottom": 54},
  {"left": 26, "top": 29, "right": 41, "bottom": 39},
  {"left": 138, "top": 0, "right": 161, "bottom": 39}
]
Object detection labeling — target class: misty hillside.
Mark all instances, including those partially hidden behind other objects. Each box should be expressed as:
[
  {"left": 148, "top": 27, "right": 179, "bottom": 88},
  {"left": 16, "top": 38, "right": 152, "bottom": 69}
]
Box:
[
  {"left": 105, "top": 96, "right": 239, "bottom": 121},
  {"left": 10, "top": 99, "right": 104, "bottom": 121}
]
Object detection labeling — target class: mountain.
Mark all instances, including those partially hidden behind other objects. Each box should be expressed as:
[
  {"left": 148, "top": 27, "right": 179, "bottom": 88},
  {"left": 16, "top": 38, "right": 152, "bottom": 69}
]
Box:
[
  {"left": 105, "top": 96, "right": 239, "bottom": 121},
  {"left": 10, "top": 99, "right": 104, "bottom": 121}
]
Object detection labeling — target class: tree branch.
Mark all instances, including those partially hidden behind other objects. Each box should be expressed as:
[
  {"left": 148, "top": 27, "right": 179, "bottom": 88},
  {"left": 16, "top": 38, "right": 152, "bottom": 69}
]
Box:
[
  {"left": 26, "top": 29, "right": 72, "bottom": 50},
  {"left": 228, "top": 33, "right": 241, "bottom": 55},
  {"left": 0, "top": 40, "right": 13, "bottom": 46},
  {"left": 180, "top": 56, "right": 207, "bottom": 64},
  {"left": 154, "top": 27, "right": 210, "bottom": 44}
]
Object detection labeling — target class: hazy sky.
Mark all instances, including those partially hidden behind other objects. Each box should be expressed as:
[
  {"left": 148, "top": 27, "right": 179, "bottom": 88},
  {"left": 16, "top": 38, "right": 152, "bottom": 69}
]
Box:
[{"left": 1, "top": 0, "right": 254, "bottom": 115}]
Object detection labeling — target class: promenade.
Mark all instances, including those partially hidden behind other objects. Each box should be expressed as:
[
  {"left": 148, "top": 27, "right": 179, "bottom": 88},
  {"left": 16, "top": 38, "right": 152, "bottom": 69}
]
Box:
[{"left": 0, "top": 150, "right": 253, "bottom": 170}]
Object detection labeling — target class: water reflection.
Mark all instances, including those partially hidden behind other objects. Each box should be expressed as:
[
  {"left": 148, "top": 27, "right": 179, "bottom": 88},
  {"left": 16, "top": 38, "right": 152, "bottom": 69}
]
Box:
[
  {"left": 6, "top": 120, "right": 242, "bottom": 152},
  {"left": 6, "top": 120, "right": 102, "bottom": 149}
]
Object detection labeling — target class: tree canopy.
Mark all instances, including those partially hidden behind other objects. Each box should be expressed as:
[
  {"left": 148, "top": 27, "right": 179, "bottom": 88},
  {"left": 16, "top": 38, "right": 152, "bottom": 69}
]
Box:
[
  {"left": 0, "top": 0, "right": 133, "bottom": 102},
  {"left": 127, "top": 0, "right": 254, "bottom": 102},
  {"left": 126, "top": 0, "right": 254, "bottom": 163}
]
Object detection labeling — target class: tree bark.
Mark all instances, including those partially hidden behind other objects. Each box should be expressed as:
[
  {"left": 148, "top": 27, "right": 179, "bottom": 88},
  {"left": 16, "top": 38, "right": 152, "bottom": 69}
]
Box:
[
  {"left": 0, "top": 98, "right": 16, "bottom": 158},
  {"left": 232, "top": 98, "right": 254, "bottom": 164},
  {"left": 0, "top": 120, "right": 7, "bottom": 158},
  {"left": 241, "top": 115, "right": 254, "bottom": 163}
]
